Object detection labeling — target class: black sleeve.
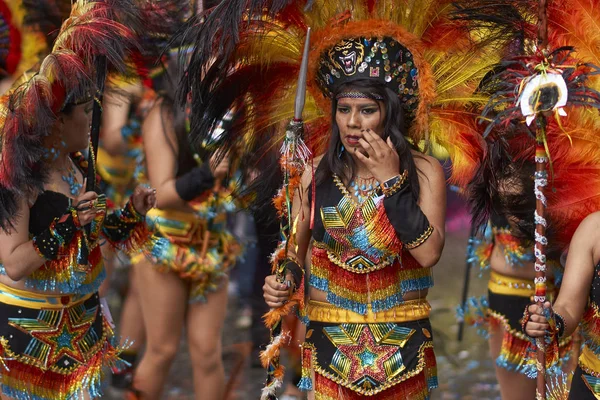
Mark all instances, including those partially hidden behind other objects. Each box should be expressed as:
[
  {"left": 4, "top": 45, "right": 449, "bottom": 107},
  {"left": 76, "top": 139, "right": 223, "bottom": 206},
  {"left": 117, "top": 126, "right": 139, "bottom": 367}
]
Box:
[
  {"left": 382, "top": 184, "right": 433, "bottom": 249},
  {"left": 174, "top": 162, "right": 215, "bottom": 202}
]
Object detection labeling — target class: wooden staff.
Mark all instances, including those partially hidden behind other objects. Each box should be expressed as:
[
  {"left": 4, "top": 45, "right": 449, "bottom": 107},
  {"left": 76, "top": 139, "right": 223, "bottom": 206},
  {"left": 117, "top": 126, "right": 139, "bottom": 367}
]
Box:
[
  {"left": 534, "top": 121, "right": 549, "bottom": 399},
  {"left": 534, "top": 1, "right": 549, "bottom": 398}
]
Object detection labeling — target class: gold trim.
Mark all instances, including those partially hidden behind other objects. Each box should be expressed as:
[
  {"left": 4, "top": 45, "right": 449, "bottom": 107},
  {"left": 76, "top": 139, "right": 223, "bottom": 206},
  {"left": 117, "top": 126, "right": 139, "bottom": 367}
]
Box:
[
  {"left": 312, "top": 340, "right": 434, "bottom": 396},
  {"left": 0, "top": 282, "right": 93, "bottom": 309},
  {"left": 404, "top": 225, "right": 434, "bottom": 250},
  {"left": 382, "top": 170, "right": 408, "bottom": 197},
  {"left": 0, "top": 317, "right": 111, "bottom": 374},
  {"left": 312, "top": 241, "right": 394, "bottom": 274},
  {"left": 487, "top": 270, "right": 555, "bottom": 298},
  {"left": 307, "top": 299, "right": 431, "bottom": 324},
  {"left": 580, "top": 345, "right": 600, "bottom": 378}
]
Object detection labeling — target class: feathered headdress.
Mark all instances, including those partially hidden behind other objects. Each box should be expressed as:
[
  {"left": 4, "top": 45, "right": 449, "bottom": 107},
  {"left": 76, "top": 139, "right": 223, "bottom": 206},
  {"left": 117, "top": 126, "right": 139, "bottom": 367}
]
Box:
[
  {"left": 457, "top": 0, "right": 600, "bottom": 249},
  {"left": 179, "top": 0, "right": 524, "bottom": 164},
  {"left": 0, "top": 0, "right": 140, "bottom": 231}
]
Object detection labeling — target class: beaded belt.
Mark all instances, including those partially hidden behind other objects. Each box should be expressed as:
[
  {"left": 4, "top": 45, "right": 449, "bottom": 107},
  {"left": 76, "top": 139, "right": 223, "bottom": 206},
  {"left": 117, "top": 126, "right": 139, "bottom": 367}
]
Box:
[
  {"left": 488, "top": 270, "right": 554, "bottom": 298},
  {"left": 580, "top": 345, "right": 600, "bottom": 378},
  {"left": 307, "top": 299, "right": 430, "bottom": 324},
  {"left": 0, "top": 282, "right": 93, "bottom": 309}
]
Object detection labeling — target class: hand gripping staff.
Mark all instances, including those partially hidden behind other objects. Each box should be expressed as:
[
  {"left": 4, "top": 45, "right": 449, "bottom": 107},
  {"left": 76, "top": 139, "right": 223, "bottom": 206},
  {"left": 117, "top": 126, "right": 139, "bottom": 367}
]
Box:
[{"left": 260, "top": 27, "right": 312, "bottom": 400}]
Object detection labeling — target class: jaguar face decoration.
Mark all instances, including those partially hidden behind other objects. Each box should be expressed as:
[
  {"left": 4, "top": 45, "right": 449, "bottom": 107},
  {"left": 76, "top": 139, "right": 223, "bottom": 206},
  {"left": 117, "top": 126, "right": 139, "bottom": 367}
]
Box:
[{"left": 328, "top": 39, "right": 365, "bottom": 76}]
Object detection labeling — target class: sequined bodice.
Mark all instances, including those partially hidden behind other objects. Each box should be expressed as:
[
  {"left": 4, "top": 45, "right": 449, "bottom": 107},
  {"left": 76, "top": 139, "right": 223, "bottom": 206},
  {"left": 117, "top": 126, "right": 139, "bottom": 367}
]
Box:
[
  {"left": 309, "top": 176, "right": 433, "bottom": 315},
  {"left": 469, "top": 215, "right": 534, "bottom": 272},
  {"left": 581, "top": 263, "right": 600, "bottom": 357},
  {"left": 0, "top": 190, "right": 107, "bottom": 295}
]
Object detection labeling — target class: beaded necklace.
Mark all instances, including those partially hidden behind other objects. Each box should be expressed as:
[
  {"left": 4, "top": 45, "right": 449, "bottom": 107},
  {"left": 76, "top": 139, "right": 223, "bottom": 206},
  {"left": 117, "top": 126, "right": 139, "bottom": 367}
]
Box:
[
  {"left": 60, "top": 158, "right": 83, "bottom": 196},
  {"left": 348, "top": 175, "right": 380, "bottom": 203}
]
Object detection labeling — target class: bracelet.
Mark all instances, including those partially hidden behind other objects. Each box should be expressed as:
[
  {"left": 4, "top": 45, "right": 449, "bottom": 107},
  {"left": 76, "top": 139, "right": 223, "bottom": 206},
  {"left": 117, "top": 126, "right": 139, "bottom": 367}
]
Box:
[
  {"left": 282, "top": 258, "right": 304, "bottom": 291},
  {"left": 521, "top": 305, "right": 532, "bottom": 334},
  {"left": 382, "top": 170, "right": 408, "bottom": 197},
  {"left": 123, "top": 200, "right": 144, "bottom": 223},
  {"left": 554, "top": 311, "right": 566, "bottom": 338}
]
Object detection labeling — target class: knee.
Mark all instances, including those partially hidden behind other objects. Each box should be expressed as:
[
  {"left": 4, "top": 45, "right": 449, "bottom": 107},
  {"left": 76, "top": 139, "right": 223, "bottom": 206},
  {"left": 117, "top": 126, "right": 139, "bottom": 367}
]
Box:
[
  {"left": 189, "top": 338, "right": 223, "bottom": 373},
  {"left": 145, "top": 339, "right": 179, "bottom": 366}
]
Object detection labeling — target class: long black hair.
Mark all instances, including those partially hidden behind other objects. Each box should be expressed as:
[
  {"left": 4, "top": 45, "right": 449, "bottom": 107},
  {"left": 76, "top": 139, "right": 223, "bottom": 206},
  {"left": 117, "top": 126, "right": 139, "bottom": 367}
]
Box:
[
  {"left": 154, "top": 57, "right": 197, "bottom": 176},
  {"left": 315, "top": 79, "right": 421, "bottom": 200}
]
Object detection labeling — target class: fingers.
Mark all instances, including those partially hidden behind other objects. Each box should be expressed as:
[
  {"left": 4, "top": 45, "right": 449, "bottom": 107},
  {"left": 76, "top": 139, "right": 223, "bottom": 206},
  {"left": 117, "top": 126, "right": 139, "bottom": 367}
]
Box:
[
  {"left": 263, "top": 276, "right": 290, "bottom": 307},
  {"left": 357, "top": 137, "right": 376, "bottom": 158},
  {"left": 386, "top": 137, "right": 395, "bottom": 150},
  {"left": 363, "top": 129, "right": 386, "bottom": 154},
  {"left": 75, "top": 192, "right": 98, "bottom": 210}
]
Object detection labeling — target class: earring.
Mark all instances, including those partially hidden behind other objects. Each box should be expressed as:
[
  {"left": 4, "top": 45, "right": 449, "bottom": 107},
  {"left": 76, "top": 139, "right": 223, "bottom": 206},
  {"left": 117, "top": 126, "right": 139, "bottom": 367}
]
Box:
[{"left": 337, "top": 144, "right": 345, "bottom": 159}]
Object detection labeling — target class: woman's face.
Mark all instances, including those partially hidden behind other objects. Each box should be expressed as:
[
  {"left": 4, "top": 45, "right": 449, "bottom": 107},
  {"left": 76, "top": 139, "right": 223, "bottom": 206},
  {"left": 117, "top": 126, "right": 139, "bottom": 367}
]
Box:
[
  {"left": 59, "top": 101, "right": 93, "bottom": 152},
  {"left": 335, "top": 97, "right": 386, "bottom": 151}
]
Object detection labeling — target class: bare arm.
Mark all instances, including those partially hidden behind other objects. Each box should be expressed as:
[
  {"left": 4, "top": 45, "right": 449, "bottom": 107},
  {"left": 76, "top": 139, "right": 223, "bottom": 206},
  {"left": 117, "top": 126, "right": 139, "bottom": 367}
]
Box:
[
  {"left": 526, "top": 212, "right": 600, "bottom": 337},
  {"left": 0, "top": 197, "right": 46, "bottom": 281},
  {"left": 101, "top": 86, "right": 140, "bottom": 156},
  {"left": 263, "top": 159, "right": 316, "bottom": 307},
  {"left": 407, "top": 154, "right": 446, "bottom": 267},
  {"left": 142, "top": 100, "right": 192, "bottom": 211},
  {"left": 551, "top": 213, "right": 599, "bottom": 336}
]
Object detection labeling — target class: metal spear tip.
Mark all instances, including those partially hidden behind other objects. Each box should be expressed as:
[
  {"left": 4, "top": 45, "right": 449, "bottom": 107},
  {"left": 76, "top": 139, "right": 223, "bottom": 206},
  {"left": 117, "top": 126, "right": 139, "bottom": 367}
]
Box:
[{"left": 294, "top": 27, "right": 312, "bottom": 121}]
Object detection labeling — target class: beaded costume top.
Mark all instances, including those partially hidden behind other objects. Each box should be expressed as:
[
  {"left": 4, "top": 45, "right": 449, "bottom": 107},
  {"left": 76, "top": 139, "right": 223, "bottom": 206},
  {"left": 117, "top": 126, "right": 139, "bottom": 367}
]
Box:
[
  {"left": 468, "top": 213, "right": 535, "bottom": 273},
  {"left": 309, "top": 176, "right": 433, "bottom": 315},
  {"left": 579, "top": 263, "right": 600, "bottom": 374},
  {"left": 0, "top": 154, "right": 149, "bottom": 295}
]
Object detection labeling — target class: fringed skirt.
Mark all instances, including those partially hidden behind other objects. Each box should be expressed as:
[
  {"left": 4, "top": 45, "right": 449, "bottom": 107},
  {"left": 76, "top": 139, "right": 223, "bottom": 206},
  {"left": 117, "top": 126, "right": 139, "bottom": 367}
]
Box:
[
  {"left": 0, "top": 284, "right": 126, "bottom": 400},
  {"left": 487, "top": 271, "right": 570, "bottom": 377},
  {"left": 136, "top": 207, "right": 241, "bottom": 303},
  {"left": 300, "top": 300, "right": 437, "bottom": 399}
]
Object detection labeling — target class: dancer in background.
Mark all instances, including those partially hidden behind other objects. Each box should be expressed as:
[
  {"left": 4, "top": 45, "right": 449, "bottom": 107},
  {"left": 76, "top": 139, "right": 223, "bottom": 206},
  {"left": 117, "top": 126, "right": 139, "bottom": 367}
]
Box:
[
  {"left": 0, "top": 1, "right": 156, "bottom": 398},
  {"left": 98, "top": 78, "right": 156, "bottom": 390},
  {"left": 461, "top": 149, "right": 571, "bottom": 400},
  {"left": 130, "top": 56, "right": 241, "bottom": 399}
]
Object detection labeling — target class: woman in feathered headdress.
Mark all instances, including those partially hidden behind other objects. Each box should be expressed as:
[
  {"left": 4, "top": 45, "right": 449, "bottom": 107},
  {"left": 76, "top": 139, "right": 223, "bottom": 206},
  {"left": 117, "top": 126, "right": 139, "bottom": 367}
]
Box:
[
  {"left": 0, "top": 1, "right": 157, "bottom": 398},
  {"left": 179, "top": 0, "right": 518, "bottom": 398}
]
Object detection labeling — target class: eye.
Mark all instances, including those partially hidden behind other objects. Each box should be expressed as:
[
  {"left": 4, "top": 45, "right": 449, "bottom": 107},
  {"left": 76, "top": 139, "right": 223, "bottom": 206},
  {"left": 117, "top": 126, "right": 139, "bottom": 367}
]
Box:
[
  {"left": 337, "top": 107, "right": 350, "bottom": 114},
  {"left": 361, "top": 108, "right": 377, "bottom": 115}
]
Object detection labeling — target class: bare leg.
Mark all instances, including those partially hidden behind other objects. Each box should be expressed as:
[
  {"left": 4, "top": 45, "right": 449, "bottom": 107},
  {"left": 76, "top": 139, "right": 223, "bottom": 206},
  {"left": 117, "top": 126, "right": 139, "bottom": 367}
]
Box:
[
  {"left": 489, "top": 322, "right": 537, "bottom": 400},
  {"left": 133, "top": 260, "right": 188, "bottom": 400},
  {"left": 186, "top": 279, "right": 228, "bottom": 400},
  {"left": 119, "top": 265, "right": 146, "bottom": 349}
]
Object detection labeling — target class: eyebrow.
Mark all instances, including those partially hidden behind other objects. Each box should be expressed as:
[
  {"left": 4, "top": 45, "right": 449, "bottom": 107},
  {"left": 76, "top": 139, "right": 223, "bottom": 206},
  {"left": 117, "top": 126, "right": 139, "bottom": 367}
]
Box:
[{"left": 337, "top": 101, "right": 378, "bottom": 107}]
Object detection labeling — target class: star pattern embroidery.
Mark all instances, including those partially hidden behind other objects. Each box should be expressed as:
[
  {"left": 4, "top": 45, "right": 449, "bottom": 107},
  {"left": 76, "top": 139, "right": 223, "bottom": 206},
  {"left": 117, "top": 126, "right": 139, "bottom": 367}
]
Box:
[
  {"left": 335, "top": 326, "right": 400, "bottom": 384},
  {"left": 28, "top": 309, "right": 92, "bottom": 368}
]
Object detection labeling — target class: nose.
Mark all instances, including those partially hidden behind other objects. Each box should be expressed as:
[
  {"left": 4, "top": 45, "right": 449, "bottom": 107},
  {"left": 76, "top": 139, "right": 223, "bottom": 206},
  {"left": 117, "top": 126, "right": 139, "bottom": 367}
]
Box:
[{"left": 347, "top": 109, "right": 360, "bottom": 129}]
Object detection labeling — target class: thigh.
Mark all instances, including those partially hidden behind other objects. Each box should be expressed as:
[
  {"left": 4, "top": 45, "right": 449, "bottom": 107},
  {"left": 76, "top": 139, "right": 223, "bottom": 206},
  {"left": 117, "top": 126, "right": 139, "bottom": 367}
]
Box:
[
  {"left": 186, "top": 279, "right": 229, "bottom": 351},
  {"left": 135, "top": 259, "right": 188, "bottom": 345}
]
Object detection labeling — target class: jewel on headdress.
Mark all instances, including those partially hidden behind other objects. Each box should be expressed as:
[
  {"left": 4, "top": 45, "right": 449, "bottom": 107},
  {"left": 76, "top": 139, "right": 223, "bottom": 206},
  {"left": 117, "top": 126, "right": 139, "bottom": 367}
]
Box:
[{"left": 370, "top": 67, "right": 379, "bottom": 77}]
